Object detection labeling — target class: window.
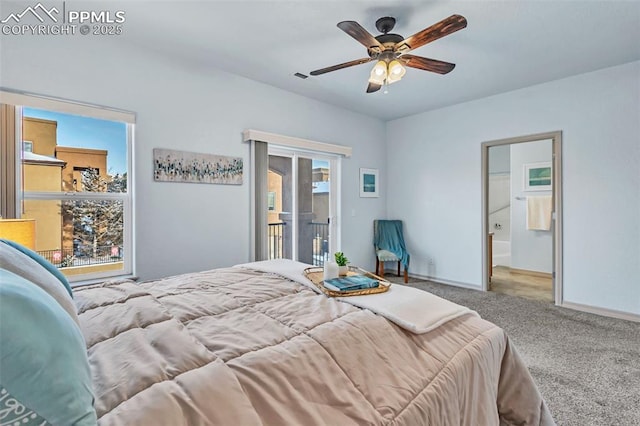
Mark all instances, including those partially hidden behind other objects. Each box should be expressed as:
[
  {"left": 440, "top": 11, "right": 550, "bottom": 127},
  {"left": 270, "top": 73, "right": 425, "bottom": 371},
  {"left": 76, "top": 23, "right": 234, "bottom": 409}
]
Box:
[
  {"left": 267, "top": 191, "right": 276, "bottom": 211},
  {"left": 1, "top": 90, "right": 135, "bottom": 283}
]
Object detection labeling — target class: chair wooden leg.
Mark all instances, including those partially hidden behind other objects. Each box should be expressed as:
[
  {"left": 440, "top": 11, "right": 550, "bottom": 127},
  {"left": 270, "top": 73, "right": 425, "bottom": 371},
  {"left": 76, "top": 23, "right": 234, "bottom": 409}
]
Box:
[
  {"left": 379, "top": 261, "right": 384, "bottom": 277},
  {"left": 397, "top": 261, "right": 401, "bottom": 277},
  {"left": 404, "top": 268, "right": 408, "bottom": 284},
  {"left": 375, "top": 258, "right": 379, "bottom": 276}
]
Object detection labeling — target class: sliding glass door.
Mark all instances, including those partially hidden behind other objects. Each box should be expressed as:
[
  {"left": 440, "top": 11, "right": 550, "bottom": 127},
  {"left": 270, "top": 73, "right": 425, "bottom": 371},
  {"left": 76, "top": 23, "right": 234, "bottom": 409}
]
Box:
[{"left": 267, "top": 148, "right": 338, "bottom": 266}]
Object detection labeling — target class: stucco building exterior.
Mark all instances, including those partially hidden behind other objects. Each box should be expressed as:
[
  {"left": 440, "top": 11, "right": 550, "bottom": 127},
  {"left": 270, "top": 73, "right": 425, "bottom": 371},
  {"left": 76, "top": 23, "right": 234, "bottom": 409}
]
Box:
[{"left": 22, "top": 116, "right": 108, "bottom": 252}]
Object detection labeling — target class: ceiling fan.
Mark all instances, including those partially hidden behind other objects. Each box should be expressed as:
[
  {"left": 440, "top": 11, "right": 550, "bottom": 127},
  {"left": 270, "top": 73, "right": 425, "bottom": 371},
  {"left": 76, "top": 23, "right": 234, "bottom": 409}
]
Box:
[{"left": 310, "top": 14, "right": 467, "bottom": 93}]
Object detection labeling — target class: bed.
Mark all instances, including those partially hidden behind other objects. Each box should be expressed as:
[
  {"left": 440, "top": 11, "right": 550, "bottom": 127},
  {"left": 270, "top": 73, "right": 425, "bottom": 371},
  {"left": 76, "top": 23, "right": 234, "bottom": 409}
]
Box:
[{"left": 0, "top": 241, "right": 554, "bottom": 426}]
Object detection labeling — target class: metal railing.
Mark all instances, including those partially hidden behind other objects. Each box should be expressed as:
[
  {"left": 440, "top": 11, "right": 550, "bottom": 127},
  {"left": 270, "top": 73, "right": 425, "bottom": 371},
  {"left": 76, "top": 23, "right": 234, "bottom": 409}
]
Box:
[
  {"left": 311, "top": 222, "right": 329, "bottom": 266},
  {"left": 37, "top": 246, "right": 123, "bottom": 268},
  {"left": 268, "top": 222, "right": 285, "bottom": 261},
  {"left": 268, "top": 221, "right": 329, "bottom": 267}
]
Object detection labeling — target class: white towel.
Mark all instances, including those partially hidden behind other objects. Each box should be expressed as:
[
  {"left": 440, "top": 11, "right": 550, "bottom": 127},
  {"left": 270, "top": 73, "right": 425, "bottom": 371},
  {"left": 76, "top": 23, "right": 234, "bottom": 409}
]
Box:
[
  {"left": 526, "top": 195, "right": 552, "bottom": 230},
  {"left": 235, "top": 259, "right": 478, "bottom": 334}
]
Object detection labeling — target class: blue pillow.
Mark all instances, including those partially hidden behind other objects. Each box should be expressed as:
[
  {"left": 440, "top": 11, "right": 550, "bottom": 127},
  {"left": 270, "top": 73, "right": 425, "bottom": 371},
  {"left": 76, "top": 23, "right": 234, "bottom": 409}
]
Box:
[
  {"left": 0, "top": 269, "right": 96, "bottom": 425},
  {"left": 1, "top": 239, "right": 73, "bottom": 297}
]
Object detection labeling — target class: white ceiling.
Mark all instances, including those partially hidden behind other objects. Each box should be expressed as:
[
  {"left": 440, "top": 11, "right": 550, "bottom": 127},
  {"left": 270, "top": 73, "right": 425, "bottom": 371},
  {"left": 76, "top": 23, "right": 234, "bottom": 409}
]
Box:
[{"left": 119, "top": 1, "right": 639, "bottom": 120}]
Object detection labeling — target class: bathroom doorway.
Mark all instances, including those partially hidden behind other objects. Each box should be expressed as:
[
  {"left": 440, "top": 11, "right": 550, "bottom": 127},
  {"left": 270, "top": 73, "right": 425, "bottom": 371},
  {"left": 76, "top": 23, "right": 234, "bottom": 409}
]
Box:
[{"left": 481, "top": 131, "right": 563, "bottom": 304}]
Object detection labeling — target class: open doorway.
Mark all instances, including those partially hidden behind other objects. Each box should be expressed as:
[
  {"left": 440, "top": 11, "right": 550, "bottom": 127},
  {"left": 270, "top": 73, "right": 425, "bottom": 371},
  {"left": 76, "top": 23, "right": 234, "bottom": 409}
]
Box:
[{"left": 481, "top": 131, "right": 563, "bottom": 305}]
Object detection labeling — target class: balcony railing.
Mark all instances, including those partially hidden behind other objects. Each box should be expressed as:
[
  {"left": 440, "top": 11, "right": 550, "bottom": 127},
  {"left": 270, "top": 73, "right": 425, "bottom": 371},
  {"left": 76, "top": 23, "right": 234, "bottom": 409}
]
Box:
[
  {"left": 311, "top": 222, "right": 329, "bottom": 267},
  {"left": 37, "top": 246, "right": 123, "bottom": 268},
  {"left": 268, "top": 222, "right": 285, "bottom": 261},
  {"left": 268, "top": 221, "right": 329, "bottom": 267}
]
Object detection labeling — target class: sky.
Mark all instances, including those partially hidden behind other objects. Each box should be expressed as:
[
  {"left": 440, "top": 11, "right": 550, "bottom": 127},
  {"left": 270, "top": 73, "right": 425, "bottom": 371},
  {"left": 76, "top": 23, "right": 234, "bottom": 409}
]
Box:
[{"left": 23, "top": 107, "right": 127, "bottom": 175}]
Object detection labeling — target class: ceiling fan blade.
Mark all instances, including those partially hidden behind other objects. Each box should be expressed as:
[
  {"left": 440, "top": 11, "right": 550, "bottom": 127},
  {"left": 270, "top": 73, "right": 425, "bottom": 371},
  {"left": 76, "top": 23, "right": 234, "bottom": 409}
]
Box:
[
  {"left": 400, "top": 54, "right": 456, "bottom": 74},
  {"left": 310, "top": 57, "right": 373, "bottom": 76},
  {"left": 396, "top": 14, "right": 467, "bottom": 52},
  {"left": 366, "top": 82, "right": 382, "bottom": 93},
  {"left": 337, "top": 21, "right": 384, "bottom": 52}
]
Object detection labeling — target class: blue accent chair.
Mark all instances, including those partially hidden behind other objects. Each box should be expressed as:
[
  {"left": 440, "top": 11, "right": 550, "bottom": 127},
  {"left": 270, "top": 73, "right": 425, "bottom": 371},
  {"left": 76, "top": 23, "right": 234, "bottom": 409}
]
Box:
[{"left": 373, "top": 220, "right": 410, "bottom": 283}]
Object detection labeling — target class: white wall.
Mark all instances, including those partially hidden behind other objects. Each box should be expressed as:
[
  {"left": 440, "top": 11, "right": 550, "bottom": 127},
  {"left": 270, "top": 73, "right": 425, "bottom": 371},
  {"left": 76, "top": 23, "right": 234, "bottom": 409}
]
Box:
[
  {"left": 2, "top": 33, "right": 638, "bottom": 316},
  {"left": 387, "top": 61, "right": 640, "bottom": 316},
  {"left": 0, "top": 36, "right": 387, "bottom": 279},
  {"left": 510, "top": 140, "right": 552, "bottom": 273}
]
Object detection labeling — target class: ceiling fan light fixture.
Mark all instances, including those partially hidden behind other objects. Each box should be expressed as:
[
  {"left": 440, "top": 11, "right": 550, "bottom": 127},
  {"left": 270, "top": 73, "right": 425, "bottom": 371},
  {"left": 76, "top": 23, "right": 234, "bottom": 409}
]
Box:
[
  {"left": 313, "top": 15, "right": 467, "bottom": 93},
  {"left": 368, "top": 60, "right": 387, "bottom": 84},
  {"left": 373, "top": 61, "right": 387, "bottom": 76},
  {"left": 386, "top": 60, "right": 406, "bottom": 84}
]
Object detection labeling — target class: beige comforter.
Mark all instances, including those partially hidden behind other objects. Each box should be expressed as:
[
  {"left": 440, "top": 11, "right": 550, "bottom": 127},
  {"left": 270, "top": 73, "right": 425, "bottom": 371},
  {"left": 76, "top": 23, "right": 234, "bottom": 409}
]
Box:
[{"left": 74, "top": 265, "right": 554, "bottom": 425}]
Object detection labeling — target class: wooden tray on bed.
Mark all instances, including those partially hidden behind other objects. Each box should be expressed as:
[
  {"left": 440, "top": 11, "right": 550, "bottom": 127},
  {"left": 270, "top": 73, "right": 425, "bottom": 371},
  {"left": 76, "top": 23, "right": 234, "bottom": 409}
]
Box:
[{"left": 303, "top": 266, "right": 391, "bottom": 297}]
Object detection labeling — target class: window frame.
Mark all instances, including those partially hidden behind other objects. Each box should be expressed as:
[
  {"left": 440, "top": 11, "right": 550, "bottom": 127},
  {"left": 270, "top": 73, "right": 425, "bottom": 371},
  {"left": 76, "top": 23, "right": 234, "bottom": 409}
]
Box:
[{"left": 1, "top": 90, "right": 135, "bottom": 284}]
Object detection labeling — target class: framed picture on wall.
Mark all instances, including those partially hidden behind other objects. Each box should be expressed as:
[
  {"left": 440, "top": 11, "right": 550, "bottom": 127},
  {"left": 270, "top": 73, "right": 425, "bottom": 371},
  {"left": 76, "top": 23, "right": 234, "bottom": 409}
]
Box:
[
  {"left": 153, "top": 148, "right": 243, "bottom": 185},
  {"left": 359, "top": 168, "right": 379, "bottom": 198},
  {"left": 523, "top": 162, "right": 552, "bottom": 191}
]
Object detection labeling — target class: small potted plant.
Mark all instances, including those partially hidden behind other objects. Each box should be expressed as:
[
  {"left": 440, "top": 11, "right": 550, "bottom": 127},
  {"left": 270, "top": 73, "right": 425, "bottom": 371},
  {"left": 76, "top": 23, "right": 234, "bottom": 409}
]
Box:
[{"left": 334, "top": 252, "right": 349, "bottom": 276}]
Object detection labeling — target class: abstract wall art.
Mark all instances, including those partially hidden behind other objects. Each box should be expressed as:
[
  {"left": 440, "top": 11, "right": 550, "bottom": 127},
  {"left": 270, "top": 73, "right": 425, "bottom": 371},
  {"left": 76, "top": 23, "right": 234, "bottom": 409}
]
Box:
[{"left": 153, "top": 148, "right": 243, "bottom": 185}]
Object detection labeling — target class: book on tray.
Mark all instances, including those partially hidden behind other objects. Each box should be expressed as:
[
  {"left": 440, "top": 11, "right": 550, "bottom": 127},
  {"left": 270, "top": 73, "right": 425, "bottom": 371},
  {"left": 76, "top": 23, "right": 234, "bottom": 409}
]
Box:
[{"left": 323, "top": 275, "right": 379, "bottom": 292}]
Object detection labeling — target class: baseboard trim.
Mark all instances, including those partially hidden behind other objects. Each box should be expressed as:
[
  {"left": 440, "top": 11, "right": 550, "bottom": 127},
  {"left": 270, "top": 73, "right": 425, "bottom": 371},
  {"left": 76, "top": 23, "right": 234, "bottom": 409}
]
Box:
[
  {"left": 408, "top": 273, "right": 481, "bottom": 291},
  {"left": 561, "top": 301, "right": 640, "bottom": 323}
]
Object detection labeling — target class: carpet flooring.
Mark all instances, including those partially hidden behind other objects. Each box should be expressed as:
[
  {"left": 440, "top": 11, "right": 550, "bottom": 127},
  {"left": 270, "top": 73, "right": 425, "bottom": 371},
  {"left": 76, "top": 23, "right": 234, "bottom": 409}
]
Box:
[{"left": 386, "top": 275, "right": 640, "bottom": 426}]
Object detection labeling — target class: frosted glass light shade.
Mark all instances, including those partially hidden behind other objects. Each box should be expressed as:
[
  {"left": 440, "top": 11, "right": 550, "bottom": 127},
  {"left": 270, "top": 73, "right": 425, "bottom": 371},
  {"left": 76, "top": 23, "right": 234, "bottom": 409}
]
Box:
[
  {"left": 368, "top": 60, "right": 387, "bottom": 85},
  {"left": 387, "top": 60, "right": 406, "bottom": 84}
]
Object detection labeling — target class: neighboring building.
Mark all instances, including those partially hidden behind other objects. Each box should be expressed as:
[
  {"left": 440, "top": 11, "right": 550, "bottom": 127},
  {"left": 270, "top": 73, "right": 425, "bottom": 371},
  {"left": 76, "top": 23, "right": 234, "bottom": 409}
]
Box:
[
  {"left": 312, "top": 180, "right": 329, "bottom": 224},
  {"left": 312, "top": 167, "right": 329, "bottom": 183},
  {"left": 56, "top": 146, "right": 108, "bottom": 192},
  {"left": 312, "top": 167, "right": 330, "bottom": 224},
  {"left": 267, "top": 170, "right": 282, "bottom": 225},
  {"left": 266, "top": 165, "right": 330, "bottom": 262},
  {"left": 23, "top": 117, "right": 56, "bottom": 156},
  {"left": 267, "top": 166, "right": 330, "bottom": 225},
  {"left": 22, "top": 117, "right": 64, "bottom": 251},
  {"left": 21, "top": 116, "right": 109, "bottom": 252},
  {"left": 22, "top": 151, "right": 65, "bottom": 251}
]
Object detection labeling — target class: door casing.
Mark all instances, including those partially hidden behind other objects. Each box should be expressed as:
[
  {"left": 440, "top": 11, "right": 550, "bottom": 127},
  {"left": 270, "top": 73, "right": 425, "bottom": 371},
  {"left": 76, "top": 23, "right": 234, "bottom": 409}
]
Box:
[{"left": 481, "top": 131, "right": 563, "bottom": 304}]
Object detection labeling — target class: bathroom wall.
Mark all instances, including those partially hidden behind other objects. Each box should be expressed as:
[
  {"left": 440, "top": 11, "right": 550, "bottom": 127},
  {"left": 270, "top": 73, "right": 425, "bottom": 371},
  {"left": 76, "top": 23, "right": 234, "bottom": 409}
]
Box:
[{"left": 510, "top": 140, "right": 553, "bottom": 273}]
